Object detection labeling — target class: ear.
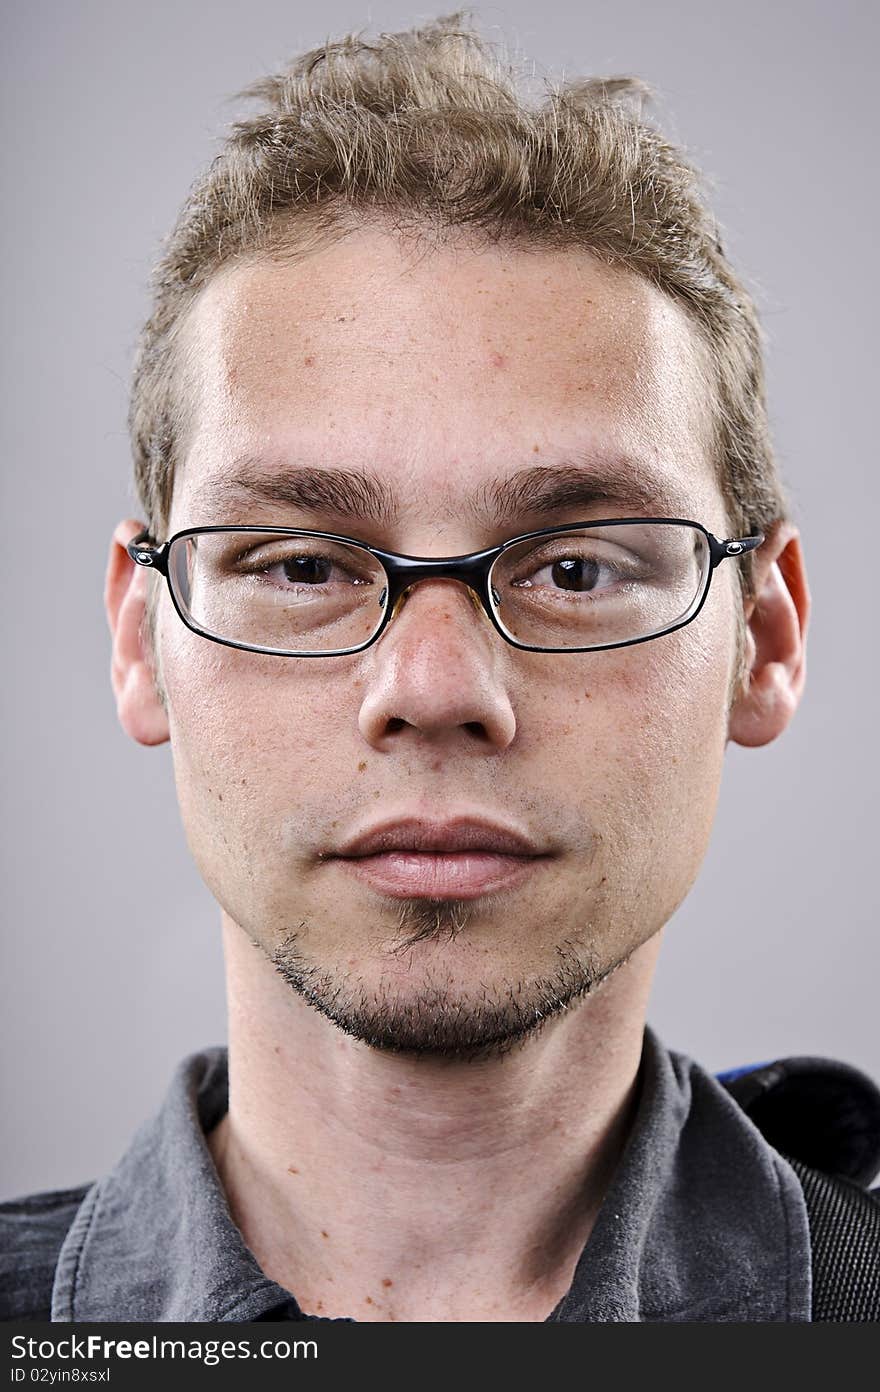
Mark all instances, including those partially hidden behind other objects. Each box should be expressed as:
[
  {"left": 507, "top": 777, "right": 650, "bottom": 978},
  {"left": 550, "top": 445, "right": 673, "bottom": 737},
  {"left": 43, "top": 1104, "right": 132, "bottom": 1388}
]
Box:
[
  {"left": 105, "top": 519, "right": 170, "bottom": 746},
  {"left": 727, "top": 520, "right": 810, "bottom": 748}
]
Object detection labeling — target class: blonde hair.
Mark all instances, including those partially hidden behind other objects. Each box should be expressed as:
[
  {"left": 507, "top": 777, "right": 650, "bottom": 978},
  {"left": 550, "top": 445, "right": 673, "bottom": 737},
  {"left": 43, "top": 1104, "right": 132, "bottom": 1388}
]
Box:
[{"left": 132, "top": 10, "right": 791, "bottom": 705}]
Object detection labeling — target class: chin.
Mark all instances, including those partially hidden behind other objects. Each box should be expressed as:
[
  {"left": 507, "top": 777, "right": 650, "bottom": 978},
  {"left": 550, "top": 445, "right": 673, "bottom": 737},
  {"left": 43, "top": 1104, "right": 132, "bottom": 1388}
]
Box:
[{"left": 265, "top": 919, "right": 621, "bottom": 1062}]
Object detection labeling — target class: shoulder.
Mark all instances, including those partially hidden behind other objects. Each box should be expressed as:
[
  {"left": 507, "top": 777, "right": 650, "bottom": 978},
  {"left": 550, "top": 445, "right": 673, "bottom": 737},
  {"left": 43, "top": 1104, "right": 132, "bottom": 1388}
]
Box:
[{"left": 0, "top": 1183, "right": 93, "bottom": 1321}]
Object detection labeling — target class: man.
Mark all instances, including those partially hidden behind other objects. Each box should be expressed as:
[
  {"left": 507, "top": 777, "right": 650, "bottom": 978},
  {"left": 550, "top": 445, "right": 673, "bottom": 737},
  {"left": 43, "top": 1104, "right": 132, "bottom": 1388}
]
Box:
[{"left": 4, "top": 14, "right": 878, "bottom": 1324}]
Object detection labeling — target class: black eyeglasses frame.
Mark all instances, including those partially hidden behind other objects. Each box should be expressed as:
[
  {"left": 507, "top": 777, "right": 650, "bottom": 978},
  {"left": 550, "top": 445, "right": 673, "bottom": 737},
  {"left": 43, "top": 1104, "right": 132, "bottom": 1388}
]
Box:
[{"left": 127, "top": 517, "right": 764, "bottom": 658}]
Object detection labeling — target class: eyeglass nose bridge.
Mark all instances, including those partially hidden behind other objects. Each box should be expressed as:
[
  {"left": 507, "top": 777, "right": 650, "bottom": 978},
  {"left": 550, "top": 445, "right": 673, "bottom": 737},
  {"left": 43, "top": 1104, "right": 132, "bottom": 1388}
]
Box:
[{"left": 372, "top": 547, "right": 503, "bottom": 640}]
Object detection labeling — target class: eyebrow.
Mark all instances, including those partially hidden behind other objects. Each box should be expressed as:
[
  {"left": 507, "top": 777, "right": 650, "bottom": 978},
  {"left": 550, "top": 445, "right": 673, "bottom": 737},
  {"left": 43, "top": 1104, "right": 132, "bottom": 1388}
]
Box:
[{"left": 189, "top": 455, "right": 679, "bottom": 533}]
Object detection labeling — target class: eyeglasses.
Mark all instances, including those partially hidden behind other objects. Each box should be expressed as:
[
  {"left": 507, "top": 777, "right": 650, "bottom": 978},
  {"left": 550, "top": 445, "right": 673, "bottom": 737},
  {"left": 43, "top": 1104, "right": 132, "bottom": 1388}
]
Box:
[{"left": 128, "top": 518, "right": 764, "bottom": 658}]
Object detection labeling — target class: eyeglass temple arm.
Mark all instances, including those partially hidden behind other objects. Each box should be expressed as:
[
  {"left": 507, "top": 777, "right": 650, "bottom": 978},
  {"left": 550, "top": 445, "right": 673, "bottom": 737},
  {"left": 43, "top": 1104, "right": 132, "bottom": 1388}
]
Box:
[
  {"left": 711, "top": 532, "right": 765, "bottom": 566},
  {"left": 127, "top": 527, "right": 170, "bottom": 576}
]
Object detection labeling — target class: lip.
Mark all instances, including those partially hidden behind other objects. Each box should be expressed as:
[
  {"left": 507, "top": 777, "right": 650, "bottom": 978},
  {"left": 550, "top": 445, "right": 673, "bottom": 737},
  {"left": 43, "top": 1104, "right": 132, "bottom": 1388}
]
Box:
[
  {"left": 333, "top": 850, "right": 546, "bottom": 899},
  {"left": 325, "top": 813, "right": 552, "bottom": 900},
  {"left": 331, "top": 814, "right": 547, "bottom": 859}
]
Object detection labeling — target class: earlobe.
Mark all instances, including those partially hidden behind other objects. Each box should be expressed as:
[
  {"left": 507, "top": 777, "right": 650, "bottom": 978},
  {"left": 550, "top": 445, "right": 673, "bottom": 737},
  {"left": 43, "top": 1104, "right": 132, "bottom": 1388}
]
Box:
[
  {"left": 727, "top": 524, "right": 810, "bottom": 749},
  {"left": 105, "top": 519, "right": 170, "bottom": 747}
]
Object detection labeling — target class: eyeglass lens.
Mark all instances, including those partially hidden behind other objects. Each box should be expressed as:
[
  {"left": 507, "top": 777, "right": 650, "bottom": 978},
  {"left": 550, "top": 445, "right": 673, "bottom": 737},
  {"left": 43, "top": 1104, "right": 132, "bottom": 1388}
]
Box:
[{"left": 168, "top": 522, "right": 712, "bottom": 655}]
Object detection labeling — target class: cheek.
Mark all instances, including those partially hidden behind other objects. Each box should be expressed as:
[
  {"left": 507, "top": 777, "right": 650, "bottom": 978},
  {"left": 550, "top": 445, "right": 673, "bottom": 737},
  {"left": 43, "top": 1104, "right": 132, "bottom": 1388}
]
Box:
[
  {"left": 160, "top": 631, "right": 343, "bottom": 873},
  {"left": 542, "top": 621, "right": 730, "bottom": 866},
  {"left": 619, "top": 638, "right": 731, "bottom": 913}
]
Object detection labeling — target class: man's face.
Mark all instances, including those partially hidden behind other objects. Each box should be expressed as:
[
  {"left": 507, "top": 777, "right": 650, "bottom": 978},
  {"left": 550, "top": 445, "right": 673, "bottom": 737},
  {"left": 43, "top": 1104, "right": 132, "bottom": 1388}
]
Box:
[{"left": 154, "top": 224, "right": 739, "bottom": 1057}]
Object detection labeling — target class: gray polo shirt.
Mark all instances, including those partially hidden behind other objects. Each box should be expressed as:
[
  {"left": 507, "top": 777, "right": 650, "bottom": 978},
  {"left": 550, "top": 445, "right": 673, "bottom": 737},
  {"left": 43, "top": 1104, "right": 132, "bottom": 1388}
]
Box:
[{"left": 3, "top": 1026, "right": 812, "bottom": 1322}]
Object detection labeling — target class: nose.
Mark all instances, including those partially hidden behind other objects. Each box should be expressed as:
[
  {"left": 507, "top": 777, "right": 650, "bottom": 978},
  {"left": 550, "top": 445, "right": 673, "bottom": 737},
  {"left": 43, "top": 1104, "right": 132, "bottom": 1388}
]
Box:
[{"left": 356, "top": 578, "right": 517, "bottom": 751}]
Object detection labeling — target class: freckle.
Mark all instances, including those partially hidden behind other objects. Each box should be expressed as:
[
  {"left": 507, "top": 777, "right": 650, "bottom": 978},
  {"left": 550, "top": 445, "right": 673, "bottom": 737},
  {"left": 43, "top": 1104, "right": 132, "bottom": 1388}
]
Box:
[
  {"left": 303, "top": 355, "right": 314, "bottom": 365},
  {"left": 365, "top": 1296, "right": 373, "bottom": 1304},
  {"left": 584, "top": 690, "right": 592, "bottom": 699},
  {"left": 321, "top": 1230, "right": 329, "bottom": 1239},
  {"left": 218, "top": 792, "right": 223, "bottom": 801},
  {"left": 331, "top": 819, "right": 338, "bottom": 827},
  {"left": 241, "top": 778, "right": 247, "bottom": 785},
  {"left": 274, "top": 1045, "right": 281, "bottom": 1054},
  {"left": 358, "top": 761, "right": 367, "bottom": 772},
  {"left": 315, "top": 1300, "right": 324, "bottom": 1311},
  {"left": 431, "top": 759, "right": 442, "bottom": 771},
  {"left": 532, "top": 443, "right": 540, "bottom": 453},
  {"left": 382, "top": 1278, "right": 393, "bottom": 1287},
  {"left": 287, "top": 1165, "right": 299, "bottom": 1174},
  {"left": 491, "top": 351, "right": 505, "bottom": 368},
  {"left": 374, "top": 789, "right": 381, "bottom": 797}
]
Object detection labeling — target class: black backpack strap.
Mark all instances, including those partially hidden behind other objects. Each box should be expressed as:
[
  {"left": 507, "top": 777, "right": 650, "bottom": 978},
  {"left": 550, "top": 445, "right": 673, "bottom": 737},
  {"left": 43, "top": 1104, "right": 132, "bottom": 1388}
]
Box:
[
  {"left": 719, "top": 1057, "right": 880, "bottom": 1320},
  {"left": 719, "top": 1057, "right": 880, "bottom": 1187},
  {"left": 782, "top": 1155, "right": 880, "bottom": 1321}
]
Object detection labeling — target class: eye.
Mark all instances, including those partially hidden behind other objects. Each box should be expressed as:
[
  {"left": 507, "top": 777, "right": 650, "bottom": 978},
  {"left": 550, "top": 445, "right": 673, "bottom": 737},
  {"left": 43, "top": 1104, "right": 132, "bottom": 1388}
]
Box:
[
  {"left": 508, "top": 537, "right": 639, "bottom": 599},
  {"left": 513, "top": 553, "right": 628, "bottom": 595},
  {"left": 230, "top": 542, "right": 374, "bottom": 591}
]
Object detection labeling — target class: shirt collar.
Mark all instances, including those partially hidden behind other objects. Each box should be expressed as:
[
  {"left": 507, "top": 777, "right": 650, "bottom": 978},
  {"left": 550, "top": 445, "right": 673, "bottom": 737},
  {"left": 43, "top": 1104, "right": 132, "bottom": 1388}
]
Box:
[
  {"left": 51, "top": 1027, "right": 811, "bottom": 1323},
  {"left": 51, "top": 1047, "right": 307, "bottom": 1323},
  {"left": 549, "top": 1026, "right": 812, "bottom": 1321}
]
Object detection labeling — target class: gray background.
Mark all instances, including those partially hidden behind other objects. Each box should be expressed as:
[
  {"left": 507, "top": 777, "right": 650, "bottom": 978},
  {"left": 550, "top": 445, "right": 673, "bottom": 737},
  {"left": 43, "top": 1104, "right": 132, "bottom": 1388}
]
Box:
[{"left": 2, "top": 0, "right": 877, "bottom": 1201}]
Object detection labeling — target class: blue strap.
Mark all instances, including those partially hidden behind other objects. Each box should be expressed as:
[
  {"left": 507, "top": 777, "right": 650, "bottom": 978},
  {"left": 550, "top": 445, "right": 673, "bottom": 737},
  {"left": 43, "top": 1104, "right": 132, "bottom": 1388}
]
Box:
[{"left": 715, "top": 1062, "right": 772, "bottom": 1084}]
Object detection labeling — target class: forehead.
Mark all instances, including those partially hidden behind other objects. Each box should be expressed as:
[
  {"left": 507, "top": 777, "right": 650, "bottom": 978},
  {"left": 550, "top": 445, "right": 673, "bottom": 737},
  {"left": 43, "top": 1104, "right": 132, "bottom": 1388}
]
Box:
[{"left": 173, "top": 225, "right": 719, "bottom": 532}]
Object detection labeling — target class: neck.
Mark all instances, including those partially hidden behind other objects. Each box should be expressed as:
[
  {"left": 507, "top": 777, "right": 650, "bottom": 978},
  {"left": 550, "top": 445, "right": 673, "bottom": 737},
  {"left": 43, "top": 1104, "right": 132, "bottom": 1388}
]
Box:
[{"left": 208, "top": 918, "right": 662, "bottom": 1322}]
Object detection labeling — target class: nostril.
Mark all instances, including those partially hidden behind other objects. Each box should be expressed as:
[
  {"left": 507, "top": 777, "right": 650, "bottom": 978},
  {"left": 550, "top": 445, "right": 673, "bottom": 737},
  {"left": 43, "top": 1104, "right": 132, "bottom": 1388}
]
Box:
[{"left": 387, "top": 717, "right": 406, "bottom": 732}]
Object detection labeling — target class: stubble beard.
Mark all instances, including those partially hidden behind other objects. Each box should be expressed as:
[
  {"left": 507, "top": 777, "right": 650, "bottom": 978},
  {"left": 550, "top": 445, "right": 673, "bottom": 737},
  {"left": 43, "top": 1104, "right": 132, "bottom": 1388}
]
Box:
[{"left": 266, "top": 893, "right": 626, "bottom": 1063}]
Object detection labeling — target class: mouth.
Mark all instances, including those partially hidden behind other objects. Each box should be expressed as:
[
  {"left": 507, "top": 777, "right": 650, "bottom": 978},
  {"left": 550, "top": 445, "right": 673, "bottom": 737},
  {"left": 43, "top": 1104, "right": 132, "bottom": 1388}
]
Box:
[
  {"left": 323, "top": 812, "right": 553, "bottom": 898},
  {"left": 330, "top": 849, "right": 548, "bottom": 899}
]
